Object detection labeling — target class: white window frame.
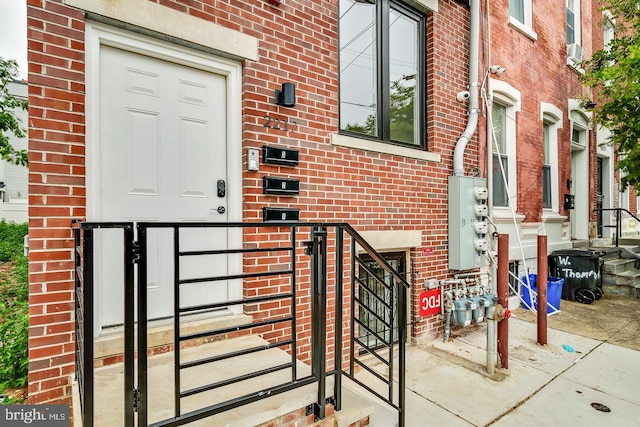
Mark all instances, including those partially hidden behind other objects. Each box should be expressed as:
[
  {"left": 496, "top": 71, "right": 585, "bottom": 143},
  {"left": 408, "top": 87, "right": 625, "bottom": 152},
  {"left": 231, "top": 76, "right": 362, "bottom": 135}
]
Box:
[
  {"left": 566, "top": 0, "right": 582, "bottom": 48},
  {"left": 603, "top": 11, "right": 614, "bottom": 49},
  {"left": 508, "top": 0, "right": 537, "bottom": 41},
  {"left": 490, "top": 79, "right": 521, "bottom": 211},
  {"left": 541, "top": 102, "right": 563, "bottom": 213}
]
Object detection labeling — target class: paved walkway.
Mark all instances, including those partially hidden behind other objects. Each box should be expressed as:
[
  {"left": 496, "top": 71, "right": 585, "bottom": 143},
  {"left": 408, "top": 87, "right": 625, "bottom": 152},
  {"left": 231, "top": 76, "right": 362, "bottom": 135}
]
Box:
[{"left": 362, "top": 306, "right": 640, "bottom": 426}]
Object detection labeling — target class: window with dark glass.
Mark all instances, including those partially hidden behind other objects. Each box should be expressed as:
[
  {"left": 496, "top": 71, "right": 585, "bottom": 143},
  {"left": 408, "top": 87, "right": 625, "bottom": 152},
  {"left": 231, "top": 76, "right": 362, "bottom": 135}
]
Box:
[
  {"left": 509, "top": 0, "right": 525, "bottom": 23},
  {"left": 492, "top": 103, "right": 509, "bottom": 207},
  {"left": 358, "top": 252, "right": 406, "bottom": 350},
  {"left": 542, "top": 123, "right": 552, "bottom": 209},
  {"left": 566, "top": 0, "right": 576, "bottom": 44},
  {"left": 339, "top": 0, "right": 426, "bottom": 148}
]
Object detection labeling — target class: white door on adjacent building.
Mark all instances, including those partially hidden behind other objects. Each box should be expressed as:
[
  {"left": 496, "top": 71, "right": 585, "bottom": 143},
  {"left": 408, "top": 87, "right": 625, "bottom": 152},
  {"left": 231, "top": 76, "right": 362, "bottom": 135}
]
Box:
[{"left": 94, "top": 44, "right": 239, "bottom": 331}]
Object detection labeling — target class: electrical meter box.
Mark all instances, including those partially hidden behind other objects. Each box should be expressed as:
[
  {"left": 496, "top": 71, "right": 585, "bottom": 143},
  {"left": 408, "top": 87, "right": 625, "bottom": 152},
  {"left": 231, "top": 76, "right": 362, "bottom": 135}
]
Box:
[{"left": 448, "top": 175, "right": 488, "bottom": 270}]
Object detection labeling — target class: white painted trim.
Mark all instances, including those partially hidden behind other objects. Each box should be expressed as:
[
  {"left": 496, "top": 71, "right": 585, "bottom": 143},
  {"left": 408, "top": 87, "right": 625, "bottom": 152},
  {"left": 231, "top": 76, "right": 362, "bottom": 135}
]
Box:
[
  {"left": 85, "top": 22, "right": 245, "bottom": 328},
  {"left": 541, "top": 102, "right": 563, "bottom": 213},
  {"left": 65, "top": 0, "right": 258, "bottom": 61},
  {"left": 568, "top": 98, "right": 590, "bottom": 240},
  {"left": 86, "top": 21, "right": 243, "bottom": 223},
  {"left": 508, "top": 17, "right": 538, "bottom": 41},
  {"left": 331, "top": 133, "right": 441, "bottom": 163},
  {"left": 540, "top": 102, "right": 563, "bottom": 126},
  {"left": 407, "top": 0, "right": 438, "bottom": 13},
  {"left": 357, "top": 230, "right": 423, "bottom": 252},
  {"left": 491, "top": 80, "right": 521, "bottom": 211}
]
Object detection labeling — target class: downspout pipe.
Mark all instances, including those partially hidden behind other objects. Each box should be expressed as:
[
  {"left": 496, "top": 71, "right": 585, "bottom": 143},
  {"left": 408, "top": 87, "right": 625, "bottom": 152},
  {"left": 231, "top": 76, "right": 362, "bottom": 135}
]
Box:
[{"left": 453, "top": 0, "right": 481, "bottom": 176}]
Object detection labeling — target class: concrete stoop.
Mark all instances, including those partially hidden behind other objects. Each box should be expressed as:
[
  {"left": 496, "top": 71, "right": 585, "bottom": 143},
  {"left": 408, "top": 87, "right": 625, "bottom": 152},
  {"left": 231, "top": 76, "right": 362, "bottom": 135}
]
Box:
[
  {"left": 589, "top": 241, "right": 640, "bottom": 298},
  {"left": 77, "top": 334, "right": 376, "bottom": 427}
]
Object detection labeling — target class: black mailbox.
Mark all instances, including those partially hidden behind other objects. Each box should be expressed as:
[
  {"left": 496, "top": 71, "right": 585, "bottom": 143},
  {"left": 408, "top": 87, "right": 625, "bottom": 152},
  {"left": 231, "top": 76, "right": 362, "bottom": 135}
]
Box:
[
  {"left": 263, "top": 145, "right": 299, "bottom": 167},
  {"left": 564, "top": 194, "right": 575, "bottom": 210},
  {"left": 263, "top": 176, "right": 300, "bottom": 195},
  {"left": 263, "top": 207, "right": 300, "bottom": 222}
]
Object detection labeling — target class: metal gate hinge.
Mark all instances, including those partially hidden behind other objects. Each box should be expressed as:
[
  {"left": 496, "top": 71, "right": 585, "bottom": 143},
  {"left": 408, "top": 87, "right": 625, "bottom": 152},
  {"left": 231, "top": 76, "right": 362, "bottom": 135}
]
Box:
[
  {"left": 131, "top": 241, "right": 140, "bottom": 264},
  {"left": 133, "top": 388, "right": 140, "bottom": 412}
]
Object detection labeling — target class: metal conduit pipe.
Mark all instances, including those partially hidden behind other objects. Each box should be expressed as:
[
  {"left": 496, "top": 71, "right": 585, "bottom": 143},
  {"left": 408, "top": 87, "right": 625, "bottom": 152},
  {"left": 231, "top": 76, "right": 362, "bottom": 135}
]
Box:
[
  {"left": 454, "top": 271, "right": 490, "bottom": 281},
  {"left": 452, "top": 0, "right": 481, "bottom": 176}
]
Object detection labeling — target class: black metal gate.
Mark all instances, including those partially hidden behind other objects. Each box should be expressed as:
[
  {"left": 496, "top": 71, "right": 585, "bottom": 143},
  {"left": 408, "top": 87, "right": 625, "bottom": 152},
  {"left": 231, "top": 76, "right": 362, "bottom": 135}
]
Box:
[{"left": 73, "top": 221, "right": 409, "bottom": 427}]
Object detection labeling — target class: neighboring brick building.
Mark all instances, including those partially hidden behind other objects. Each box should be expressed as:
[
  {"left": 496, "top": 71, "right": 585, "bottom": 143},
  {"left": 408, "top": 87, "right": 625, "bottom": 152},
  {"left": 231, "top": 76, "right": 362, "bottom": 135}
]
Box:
[{"left": 25, "top": 0, "right": 607, "bottom": 412}]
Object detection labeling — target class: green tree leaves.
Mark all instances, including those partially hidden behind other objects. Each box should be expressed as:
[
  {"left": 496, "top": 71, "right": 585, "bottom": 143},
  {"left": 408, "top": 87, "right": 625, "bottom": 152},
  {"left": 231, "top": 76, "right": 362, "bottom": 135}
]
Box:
[
  {"left": 581, "top": 0, "right": 640, "bottom": 190},
  {"left": 0, "top": 58, "right": 28, "bottom": 167}
]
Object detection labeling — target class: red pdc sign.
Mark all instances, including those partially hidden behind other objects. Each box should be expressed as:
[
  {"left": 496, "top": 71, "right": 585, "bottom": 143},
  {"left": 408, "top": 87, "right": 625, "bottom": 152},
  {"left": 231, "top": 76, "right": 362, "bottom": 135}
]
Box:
[{"left": 419, "top": 289, "right": 442, "bottom": 316}]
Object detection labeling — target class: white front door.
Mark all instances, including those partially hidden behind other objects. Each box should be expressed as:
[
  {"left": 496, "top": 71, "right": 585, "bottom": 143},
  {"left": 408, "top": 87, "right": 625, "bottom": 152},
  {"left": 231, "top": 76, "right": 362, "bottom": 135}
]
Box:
[{"left": 91, "top": 37, "right": 241, "bottom": 331}]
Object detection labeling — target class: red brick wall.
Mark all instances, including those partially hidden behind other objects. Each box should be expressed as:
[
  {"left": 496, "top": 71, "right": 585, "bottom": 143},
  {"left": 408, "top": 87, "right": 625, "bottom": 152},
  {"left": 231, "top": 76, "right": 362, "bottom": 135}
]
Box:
[
  {"left": 26, "top": 0, "right": 485, "bottom": 405},
  {"left": 481, "top": 0, "right": 588, "bottom": 223},
  {"left": 27, "top": 0, "right": 86, "bottom": 404}
]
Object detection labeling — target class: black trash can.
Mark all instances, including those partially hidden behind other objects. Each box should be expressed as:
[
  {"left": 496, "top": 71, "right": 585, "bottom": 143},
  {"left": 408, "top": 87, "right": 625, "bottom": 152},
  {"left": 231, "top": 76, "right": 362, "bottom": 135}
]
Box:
[{"left": 548, "top": 249, "right": 603, "bottom": 304}]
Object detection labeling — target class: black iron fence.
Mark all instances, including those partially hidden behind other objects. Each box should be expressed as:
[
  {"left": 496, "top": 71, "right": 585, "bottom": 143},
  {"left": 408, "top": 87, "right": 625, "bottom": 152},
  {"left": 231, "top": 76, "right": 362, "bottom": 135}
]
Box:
[{"left": 72, "top": 221, "right": 409, "bottom": 427}]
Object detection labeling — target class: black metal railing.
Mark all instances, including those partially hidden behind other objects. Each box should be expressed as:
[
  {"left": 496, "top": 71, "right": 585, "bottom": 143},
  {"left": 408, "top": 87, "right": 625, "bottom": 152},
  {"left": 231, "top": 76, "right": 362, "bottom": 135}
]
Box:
[
  {"left": 72, "top": 221, "right": 409, "bottom": 427},
  {"left": 596, "top": 208, "right": 640, "bottom": 247}
]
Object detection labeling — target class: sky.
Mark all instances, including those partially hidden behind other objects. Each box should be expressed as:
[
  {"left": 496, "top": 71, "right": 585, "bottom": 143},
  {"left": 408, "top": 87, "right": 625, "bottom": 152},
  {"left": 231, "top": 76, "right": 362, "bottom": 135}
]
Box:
[{"left": 0, "top": 0, "right": 28, "bottom": 79}]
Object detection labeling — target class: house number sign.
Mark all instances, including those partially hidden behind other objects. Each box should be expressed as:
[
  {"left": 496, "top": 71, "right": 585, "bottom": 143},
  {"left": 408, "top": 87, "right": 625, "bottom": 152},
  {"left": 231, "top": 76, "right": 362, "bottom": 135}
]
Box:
[{"left": 262, "top": 114, "right": 297, "bottom": 132}]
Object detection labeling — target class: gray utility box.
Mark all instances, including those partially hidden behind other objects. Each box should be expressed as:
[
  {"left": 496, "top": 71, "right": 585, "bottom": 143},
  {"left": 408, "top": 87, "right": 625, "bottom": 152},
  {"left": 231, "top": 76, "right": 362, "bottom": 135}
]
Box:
[{"left": 448, "top": 176, "right": 488, "bottom": 270}]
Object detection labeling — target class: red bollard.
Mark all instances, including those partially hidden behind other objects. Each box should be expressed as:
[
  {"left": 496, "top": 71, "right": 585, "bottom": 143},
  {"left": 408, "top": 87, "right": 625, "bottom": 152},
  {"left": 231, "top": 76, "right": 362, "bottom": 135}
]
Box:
[{"left": 537, "top": 234, "right": 548, "bottom": 345}]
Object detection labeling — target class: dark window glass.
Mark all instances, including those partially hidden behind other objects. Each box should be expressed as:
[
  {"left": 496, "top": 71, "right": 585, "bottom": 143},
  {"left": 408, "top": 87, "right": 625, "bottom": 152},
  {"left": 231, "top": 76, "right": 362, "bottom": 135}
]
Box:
[
  {"left": 339, "top": 0, "right": 425, "bottom": 148},
  {"left": 358, "top": 252, "right": 406, "bottom": 350},
  {"left": 493, "top": 154, "right": 509, "bottom": 207},
  {"left": 543, "top": 123, "right": 552, "bottom": 209},
  {"left": 509, "top": 0, "right": 525, "bottom": 23}
]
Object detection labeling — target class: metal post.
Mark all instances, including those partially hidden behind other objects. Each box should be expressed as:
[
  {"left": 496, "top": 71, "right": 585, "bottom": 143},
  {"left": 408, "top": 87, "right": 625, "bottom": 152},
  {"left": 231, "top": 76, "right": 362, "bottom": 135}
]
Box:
[
  {"left": 334, "top": 227, "right": 343, "bottom": 411},
  {"left": 537, "top": 235, "right": 548, "bottom": 345},
  {"left": 123, "top": 225, "right": 135, "bottom": 427},
  {"left": 173, "top": 226, "right": 181, "bottom": 418},
  {"left": 616, "top": 209, "right": 621, "bottom": 247},
  {"left": 497, "top": 233, "right": 509, "bottom": 369},
  {"left": 137, "top": 225, "right": 148, "bottom": 427},
  {"left": 397, "top": 279, "right": 407, "bottom": 427},
  {"left": 83, "top": 228, "right": 94, "bottom": 427},
  {"left": 311, "top": 226, "right": 327, "bottom": 419}
]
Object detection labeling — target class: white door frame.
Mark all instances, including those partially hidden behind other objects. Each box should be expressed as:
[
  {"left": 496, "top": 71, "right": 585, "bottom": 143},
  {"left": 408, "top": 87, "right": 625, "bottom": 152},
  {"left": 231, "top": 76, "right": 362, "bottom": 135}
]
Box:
[{"left": 85, "top": 22, "right": 244, "bottom": 332}]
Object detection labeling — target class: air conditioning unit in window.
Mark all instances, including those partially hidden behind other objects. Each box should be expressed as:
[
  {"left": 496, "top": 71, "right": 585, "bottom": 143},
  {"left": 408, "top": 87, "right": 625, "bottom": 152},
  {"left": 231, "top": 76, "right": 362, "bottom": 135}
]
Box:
[{"left": 567, "top": 43, "right": 583, "bottom": 63}]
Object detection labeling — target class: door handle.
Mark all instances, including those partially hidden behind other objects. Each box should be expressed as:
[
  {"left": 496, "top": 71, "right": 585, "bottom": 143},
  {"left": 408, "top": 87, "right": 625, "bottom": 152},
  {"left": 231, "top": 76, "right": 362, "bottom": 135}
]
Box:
[{"left": 217, "top": 180, "right": 226, "bottom": 197}]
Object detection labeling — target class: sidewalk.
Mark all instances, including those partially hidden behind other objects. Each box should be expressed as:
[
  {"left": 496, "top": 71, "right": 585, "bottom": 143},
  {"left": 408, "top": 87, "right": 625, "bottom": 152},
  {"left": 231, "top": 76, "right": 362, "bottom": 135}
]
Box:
[{"left": 363, "top": 299, "right": 640, "bottom": 427}]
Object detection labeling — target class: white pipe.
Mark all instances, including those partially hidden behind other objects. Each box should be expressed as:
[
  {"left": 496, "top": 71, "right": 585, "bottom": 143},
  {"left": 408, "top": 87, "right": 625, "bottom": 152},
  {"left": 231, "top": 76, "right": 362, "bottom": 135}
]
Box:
[
  {"left": 484, "top": 0, "right": 498, "bottom": 377},
  {"left": 453, "top": 0, "right": 481, "bottom": 176},
  {"left": 486, "top": 306, "right": 497, "bottom": 375}
]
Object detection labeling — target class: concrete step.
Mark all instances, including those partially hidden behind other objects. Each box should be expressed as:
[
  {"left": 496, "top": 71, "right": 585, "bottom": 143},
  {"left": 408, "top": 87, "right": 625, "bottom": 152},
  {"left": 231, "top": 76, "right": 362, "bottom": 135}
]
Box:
[
  {"left": 602, "top": 258, "right": 636, "bottom": 274},
  {"left": 590, "top": 237, "right": 613, "bottom": 248},
  {"left": 603, "top": 283, "right": 634, "bottom": 297},
  {"left": 80, "top": 334, "right": 374, "bottom": 427},
  {"left": 609, "top": 270, "right": 640, "bottom": 287}
]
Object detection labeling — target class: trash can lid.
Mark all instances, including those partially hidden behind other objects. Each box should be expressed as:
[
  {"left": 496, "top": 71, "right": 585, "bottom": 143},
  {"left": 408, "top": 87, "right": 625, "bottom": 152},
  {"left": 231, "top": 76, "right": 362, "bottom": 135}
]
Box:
[{"left": 550, "top": 249, "right": 602, "bottom": 258}]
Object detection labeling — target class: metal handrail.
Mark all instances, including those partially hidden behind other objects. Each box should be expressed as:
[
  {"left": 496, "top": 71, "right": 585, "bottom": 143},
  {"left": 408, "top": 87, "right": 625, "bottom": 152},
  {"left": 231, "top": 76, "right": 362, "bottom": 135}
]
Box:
[
  {"left": 597, "top": 208, "right": 640, "bottom": 247},
  {"left": 73, "top": 221, "right": 408, "bottom": 427}
]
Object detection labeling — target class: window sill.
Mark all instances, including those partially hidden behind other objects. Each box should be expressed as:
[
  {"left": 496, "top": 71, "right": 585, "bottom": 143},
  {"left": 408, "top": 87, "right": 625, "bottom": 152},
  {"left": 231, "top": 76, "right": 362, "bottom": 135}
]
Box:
[
  {"left": 331, "top": 133, "right": 441, "bottom": 163},
  {"left": 542, "top": 211, "right": 567, "bottom": 223},
  {"left": 567, "top": 59, "right": 585, "bottom": 74},
  {"left": 508, "top": 17, "right": 538, "bottom": 41},
  {"left": 490, "top": 208, "right": 525, "bottom": 222}
]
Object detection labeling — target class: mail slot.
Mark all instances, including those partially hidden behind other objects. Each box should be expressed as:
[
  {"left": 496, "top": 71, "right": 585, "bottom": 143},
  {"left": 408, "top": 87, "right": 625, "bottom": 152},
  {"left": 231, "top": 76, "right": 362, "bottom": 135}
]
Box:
[
  {"left": 263, "top": 145, "right": 299, "bottom": 166},
  {"left": 263, "top": 207, "right": 300, "bottom": 222},
  {"left": 263, "top": 176, "right": 300, "bottom": 195}
]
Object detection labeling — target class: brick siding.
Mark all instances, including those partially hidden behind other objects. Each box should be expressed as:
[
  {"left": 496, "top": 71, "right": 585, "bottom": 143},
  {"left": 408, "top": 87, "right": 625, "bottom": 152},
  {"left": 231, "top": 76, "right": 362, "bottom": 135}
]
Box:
[{"left": 27, "top": 0, "right": 592, "bottom": 408}]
